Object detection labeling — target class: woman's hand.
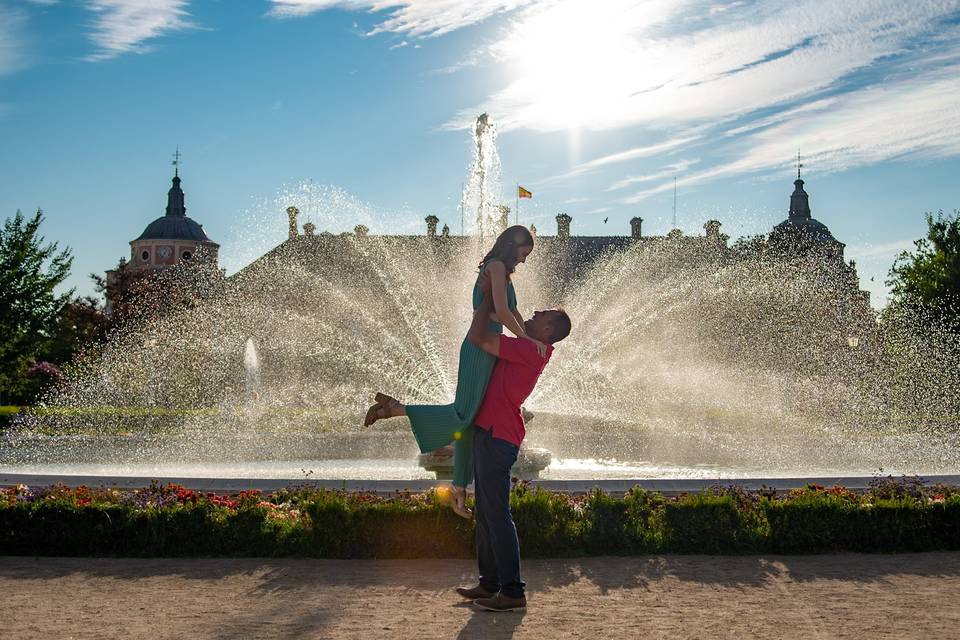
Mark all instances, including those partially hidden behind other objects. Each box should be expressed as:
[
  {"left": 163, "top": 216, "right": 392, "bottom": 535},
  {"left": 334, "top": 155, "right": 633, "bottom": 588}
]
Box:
[{"left": 525, "top": 335, "right": 548, "bottom": 357}]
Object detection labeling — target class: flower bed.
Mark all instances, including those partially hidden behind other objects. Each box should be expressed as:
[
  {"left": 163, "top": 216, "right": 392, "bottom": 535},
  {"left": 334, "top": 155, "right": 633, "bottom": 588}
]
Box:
[{"left": 1, "top": 478, "right": 958, "bottom": 557}]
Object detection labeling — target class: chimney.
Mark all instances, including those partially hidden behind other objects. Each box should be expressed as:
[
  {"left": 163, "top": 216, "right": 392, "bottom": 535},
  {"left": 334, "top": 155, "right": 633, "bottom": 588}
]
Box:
[
  {"left": 556, "top": 213, "right": 572, "bottom": 239},
  {"left": 287, "top": 206, "right": 299, "bottom": 240},
  {"left": 704, "top": 220, "right": 721, "bottom": 239},
  {"left": 303, "top": 222, "right": 316, "bottom": 236},
  {"left": 425, "top": 215, "right": 439, "bottom": 238},
  {"left": 630, "top": 216, "right": 643, "bottom": 239},
  {"left": 530, "top": 224, "right": 537, "bottom": 238},
  {"left": 498, "top": 205, "right": 511, "bottom": 234},
  {"left": 441, "top": 224, "right": 450, "bottom": 238}
]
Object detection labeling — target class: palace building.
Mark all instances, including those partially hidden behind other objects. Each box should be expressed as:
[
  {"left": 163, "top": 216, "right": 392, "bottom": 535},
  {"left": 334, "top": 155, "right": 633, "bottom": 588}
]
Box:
[
  {"left": 109, "top": 161, "right": 870, "bottom": 310},
  {"left": 105, "top": 167, "right": 220, "bottom": 314}
]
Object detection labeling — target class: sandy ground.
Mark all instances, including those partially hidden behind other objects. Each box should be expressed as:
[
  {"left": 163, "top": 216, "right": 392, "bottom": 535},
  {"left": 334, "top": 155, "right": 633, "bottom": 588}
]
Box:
[{"left": 1, "top": 553, "right": 958, "bottom": 640}]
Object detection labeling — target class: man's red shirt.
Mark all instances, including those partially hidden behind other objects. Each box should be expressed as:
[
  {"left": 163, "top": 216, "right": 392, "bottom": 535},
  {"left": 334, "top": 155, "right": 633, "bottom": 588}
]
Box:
[{"left": 474, "top": 335, "right": 553, "bottom": 447}]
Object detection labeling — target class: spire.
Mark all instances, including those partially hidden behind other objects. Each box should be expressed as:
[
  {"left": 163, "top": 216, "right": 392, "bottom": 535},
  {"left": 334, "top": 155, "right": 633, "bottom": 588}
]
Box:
[
  {"left": 172, "top": 146, "right": 182, "bottom": 177},
  {"left": 789, "top": 162, "right": 811, "bottom": 220},
  {"left": 164, "top": 148, "right": 186, "bottom": 216},
  {"left": 165, "top": 173, "right": 186, "bottom": 217}
]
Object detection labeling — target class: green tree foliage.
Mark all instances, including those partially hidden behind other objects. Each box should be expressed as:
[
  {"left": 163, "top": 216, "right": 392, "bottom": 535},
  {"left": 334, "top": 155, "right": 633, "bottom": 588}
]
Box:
[
  {"left": 887, "top": 210, "right": 960, "bottom": 332},
  {"left": 0, "top": 209, "right": 74, "bottom": 403},
  {"left": 45, "top": 296, "right": 110, "bottom": 365}
]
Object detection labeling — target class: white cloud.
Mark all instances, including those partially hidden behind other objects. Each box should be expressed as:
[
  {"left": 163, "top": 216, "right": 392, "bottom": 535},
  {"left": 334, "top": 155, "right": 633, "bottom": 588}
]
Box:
[
  {"left": 448, "top": 0, "right": 960, "bottom": 133},
  {"left": 428, "top": 47, "right": 483, "bottom": 74},
  {"left": 389, "top": 39, "right": 408, "bottom": 49},
  {"left": 85, "top": 0, "right": 195, "bottom": 61},
  {"left": 269, "top": 0, "right": 533, "bottom": 37},
  {"left": 622, "top": 62, "right": 960, "bottom": 203},
  {"left": 607, "top": 158, "right": 700, "bottom": 191},
  {"left": 721, "top": 99, "right": 838, "bottom": 138},
  {"left": 541, "top": 135, "right": 701, "bottom": 184},
  {"left": 265, "top": 0, "right": 960, "bottom": 195},
  {"left": 846, "top": 239, "right": 918, "bottom": 262},
  {"left": 0, "top": 5, "right": 28, "bottom": 77}
]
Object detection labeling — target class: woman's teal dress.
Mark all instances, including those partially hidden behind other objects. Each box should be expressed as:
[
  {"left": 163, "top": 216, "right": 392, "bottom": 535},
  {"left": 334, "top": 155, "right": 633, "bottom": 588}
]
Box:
[{"left": 406, "top": 270, "right": 517, "bottom": 488}]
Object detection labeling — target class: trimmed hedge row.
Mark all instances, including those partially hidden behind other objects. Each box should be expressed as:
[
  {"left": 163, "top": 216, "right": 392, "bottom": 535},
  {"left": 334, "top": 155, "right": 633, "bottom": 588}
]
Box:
[{"left": 1, "top": 480, "right": 958, "bottom": 557}]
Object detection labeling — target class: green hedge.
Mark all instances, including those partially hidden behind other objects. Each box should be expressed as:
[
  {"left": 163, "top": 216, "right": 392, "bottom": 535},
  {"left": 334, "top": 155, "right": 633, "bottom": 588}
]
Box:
[{"left": 1, "top": 481, "right": 958, "bottom": 557}]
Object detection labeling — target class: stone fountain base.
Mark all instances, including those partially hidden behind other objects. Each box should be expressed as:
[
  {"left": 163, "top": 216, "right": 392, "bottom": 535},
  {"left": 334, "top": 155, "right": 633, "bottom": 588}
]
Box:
[{"left": 418, "top": 444, "right": 552, "bottom": 480}]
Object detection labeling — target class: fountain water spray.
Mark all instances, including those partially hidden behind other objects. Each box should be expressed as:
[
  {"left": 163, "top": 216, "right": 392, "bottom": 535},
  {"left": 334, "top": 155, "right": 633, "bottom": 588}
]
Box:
[
  {"left": 3, "top": 117, "right": 960, "bottom": 480},
  {"left": 463, "top": 113, "right": 503, "bottom": 240},
  {"left": 244, "top": 337, "right": 261, "bottom": 399}
]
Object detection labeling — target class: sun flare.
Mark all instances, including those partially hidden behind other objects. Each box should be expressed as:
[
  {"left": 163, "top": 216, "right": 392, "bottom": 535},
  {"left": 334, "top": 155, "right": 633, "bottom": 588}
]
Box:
[{"left": 496, "top": 1, "right": 660, "bottom": 131}]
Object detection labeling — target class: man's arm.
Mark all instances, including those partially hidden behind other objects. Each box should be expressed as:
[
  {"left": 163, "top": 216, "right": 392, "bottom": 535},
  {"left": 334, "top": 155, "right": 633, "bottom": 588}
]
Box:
[{"left": 467, "top": 292, "right": 500, "bottom": 357}]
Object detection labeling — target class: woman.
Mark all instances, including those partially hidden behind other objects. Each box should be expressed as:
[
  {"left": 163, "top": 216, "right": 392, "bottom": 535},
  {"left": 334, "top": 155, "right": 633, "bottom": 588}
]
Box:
[{"left": 365, "top": 225, "right": 545, "bottom": 517}]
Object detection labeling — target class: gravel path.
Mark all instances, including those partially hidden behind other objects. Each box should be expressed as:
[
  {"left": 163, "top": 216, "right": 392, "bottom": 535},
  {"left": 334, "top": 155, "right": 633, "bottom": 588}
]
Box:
[{"left": 2, "top": 553, "right": 958, "bottom": 639}]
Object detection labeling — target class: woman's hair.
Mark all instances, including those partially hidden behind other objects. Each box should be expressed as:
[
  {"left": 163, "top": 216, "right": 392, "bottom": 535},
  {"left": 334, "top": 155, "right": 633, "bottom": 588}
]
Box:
[{"left": 479, "top": 225, "right": 535, "bottom": 276}]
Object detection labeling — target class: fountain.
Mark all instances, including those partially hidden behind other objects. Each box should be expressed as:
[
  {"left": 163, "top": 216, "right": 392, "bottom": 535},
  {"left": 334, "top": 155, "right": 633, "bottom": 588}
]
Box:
[
  {"left": 1, "top": 115, "right": 960, "bottom": 485},
  {"left": 244, "top": 337, "right": 261, "bottom": 400},
  {"left": 463, "top": 112, "right": 503, "bottom": 240}
]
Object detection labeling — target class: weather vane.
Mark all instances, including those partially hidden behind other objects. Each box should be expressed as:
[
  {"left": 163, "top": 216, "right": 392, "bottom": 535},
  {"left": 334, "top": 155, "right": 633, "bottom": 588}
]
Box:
[{"left": 172, "top": 146, "right": 183, "bottom": 176}]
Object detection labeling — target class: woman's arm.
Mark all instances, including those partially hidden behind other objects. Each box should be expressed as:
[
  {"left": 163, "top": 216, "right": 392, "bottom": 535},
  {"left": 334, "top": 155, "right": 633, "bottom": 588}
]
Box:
[
  {"left": 476, "top": 268, "right": 547, "bottom": 357},
  {"left": 484, "top": 260, "right": 527, "bottom": 338}
]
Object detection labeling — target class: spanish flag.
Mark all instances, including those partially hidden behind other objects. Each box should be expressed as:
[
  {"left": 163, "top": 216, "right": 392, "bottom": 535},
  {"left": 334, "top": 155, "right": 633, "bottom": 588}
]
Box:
[{"left": 518, "top": 186, "right": 532, "bottom": 199}]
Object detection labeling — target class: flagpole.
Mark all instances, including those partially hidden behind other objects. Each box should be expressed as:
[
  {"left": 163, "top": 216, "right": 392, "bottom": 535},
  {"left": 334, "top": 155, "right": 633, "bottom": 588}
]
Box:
[{"left": 516, "top": 183, "right": 519, "bottom": 226}]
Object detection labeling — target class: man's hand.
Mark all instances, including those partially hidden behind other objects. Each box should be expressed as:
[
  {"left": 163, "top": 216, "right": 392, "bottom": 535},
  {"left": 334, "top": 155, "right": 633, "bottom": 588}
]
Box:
[{"left": 477, "top": 270, "right": 492, "bottom": 296}]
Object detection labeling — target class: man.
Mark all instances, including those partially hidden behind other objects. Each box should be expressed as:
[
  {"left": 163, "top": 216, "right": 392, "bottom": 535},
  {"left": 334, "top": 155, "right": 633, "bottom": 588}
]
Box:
[{"left": 456, "top": 277, "right": 572, "bottom": 612}]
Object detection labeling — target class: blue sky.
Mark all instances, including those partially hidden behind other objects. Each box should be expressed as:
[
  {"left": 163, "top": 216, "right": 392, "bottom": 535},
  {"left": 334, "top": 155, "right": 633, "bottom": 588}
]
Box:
[{"left": 1, "top": 0, "right": 959, "bottom": 306}]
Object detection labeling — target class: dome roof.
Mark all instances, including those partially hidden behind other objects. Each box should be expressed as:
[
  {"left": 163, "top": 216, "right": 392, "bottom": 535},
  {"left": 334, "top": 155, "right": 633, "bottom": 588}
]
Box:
[
  {"left": 134, "top": 215, "right": 217, "bottom": 245},
  {"left": 772, "top": 216, "right": 837, "bottom": 243},
  {"left": 131, "top": 172, "right": 218, "bottom": 246},
  {"left": 769, "top": 175, "right": 841, "bottom": 247}
]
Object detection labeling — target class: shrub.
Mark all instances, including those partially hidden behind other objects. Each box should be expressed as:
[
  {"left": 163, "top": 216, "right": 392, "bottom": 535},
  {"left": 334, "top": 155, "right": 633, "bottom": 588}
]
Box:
[
  {"left": 1, "top": 481, "right": 959, "bottom": 558},
  {"left": 510, "top": 483, "right": 579, "bottom": 557},
  {"left": 580, "top": 489, "right": 629, "bottom": 554},
  {"left": 764, "top": 488, "right": 861, "bottom": 553},
  {"left": 303, "top": 489, "right": 472, "bottom": 558}
]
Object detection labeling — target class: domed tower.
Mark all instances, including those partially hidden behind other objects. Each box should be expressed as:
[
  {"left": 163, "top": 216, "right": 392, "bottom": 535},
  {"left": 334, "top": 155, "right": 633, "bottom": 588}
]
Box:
[
  {"left": 768, "top": 159, "right": 845, "bottom": 261},
  {"left": 128, "top": 168, "right": 219, "bottom": 271}
]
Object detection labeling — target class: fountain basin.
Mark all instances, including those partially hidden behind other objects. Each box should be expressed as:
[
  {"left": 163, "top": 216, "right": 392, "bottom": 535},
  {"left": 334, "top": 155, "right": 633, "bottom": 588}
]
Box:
[{"left": 418, "top": 444, "right": 552, "bottom": 479}]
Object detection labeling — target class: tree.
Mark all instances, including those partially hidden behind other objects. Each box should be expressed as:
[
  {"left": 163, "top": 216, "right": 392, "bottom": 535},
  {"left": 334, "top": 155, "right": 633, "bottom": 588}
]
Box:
[
  {"left": 45, "top": 295, "right": 110, "bottom": 365},
  {"left": 93, "top": 250, "right": 224, "bottom": 329},
  {"left": 0, "top": 209, "right": 73, "bottom": 403},
  {"left": 887, "top": 210, "right": 960, "bottom": 332}
]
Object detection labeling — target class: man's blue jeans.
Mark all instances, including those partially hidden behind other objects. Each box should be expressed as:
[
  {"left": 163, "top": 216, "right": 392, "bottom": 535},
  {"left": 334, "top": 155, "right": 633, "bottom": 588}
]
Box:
[{"left": 473, "top": 426, "right": 525, "bottom": 598}]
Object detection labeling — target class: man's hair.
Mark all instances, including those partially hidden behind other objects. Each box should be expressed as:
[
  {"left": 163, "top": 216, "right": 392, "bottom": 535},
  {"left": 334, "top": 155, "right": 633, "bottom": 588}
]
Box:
[{"left": 548, "top": 309, "right": 572, "bottom": 343}]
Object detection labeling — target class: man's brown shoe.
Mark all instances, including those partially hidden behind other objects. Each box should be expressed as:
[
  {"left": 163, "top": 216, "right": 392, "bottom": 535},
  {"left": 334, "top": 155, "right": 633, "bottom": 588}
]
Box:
[
  {"left": 455, "top": 585, "right": 495, "bottom": 600},
  {"left": 473, "top": 593, "right": 527, "bottom": 612}
]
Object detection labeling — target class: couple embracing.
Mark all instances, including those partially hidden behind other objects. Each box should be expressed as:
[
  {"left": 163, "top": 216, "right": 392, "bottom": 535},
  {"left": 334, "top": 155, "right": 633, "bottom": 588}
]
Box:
[{"left": 365, "top": 224, "right": 572, "bottom": 612}]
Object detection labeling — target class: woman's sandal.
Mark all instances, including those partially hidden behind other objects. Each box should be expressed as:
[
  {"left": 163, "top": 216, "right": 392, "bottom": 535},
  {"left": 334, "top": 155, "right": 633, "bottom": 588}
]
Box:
[{"left": 364, "top": 393, "right": 401, "bottom": 427}]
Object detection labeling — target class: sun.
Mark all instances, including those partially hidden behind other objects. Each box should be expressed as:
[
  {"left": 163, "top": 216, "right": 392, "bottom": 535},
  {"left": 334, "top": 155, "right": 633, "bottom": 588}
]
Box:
[{"left": 496, "top": 1, "right": 644, "bottom": 131}]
